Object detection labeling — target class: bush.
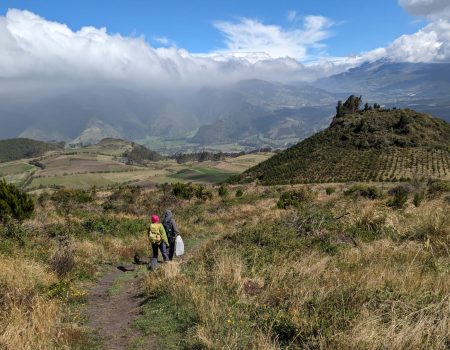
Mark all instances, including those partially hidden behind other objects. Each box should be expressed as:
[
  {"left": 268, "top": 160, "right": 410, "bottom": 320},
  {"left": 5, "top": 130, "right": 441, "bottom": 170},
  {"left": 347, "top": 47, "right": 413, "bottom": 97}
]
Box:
[
  {"left": 413, "top": 192, "right": 424, "bottom": 207},
  {"left": 344, "top": 184, "right": 383, "bottom": 200},
  {"left": 172, "top": 183, "right": 194, "bottom": 200},
  {"left": 217, "top": 185, "right": 228, "bottom": 198},
  {"left": 427, "top": 179, "right": 450, "bottom": 198},
  {"left": 192, "top": 184, "right": 212, "bottom": 201},
  {"left": 277, "top": 188, "right": 316, "bottom": 209},
  {"left": 325, "top": 187, "right": 336, "bottom": 195},
  {"left": 235, "top": 188, "right": 244, "bottom": 197},
  {"left": 0, "top": 180, "right": 34, "bottom": 222},
  {"left": 387, "top": 186, "right": 408, "bottom": 209}
]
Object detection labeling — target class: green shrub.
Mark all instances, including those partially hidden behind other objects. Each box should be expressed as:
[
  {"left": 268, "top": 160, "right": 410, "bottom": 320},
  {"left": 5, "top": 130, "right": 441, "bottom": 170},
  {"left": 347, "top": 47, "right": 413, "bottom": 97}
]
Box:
[
  {"left": 235, "top": 188, "right": 244, "bottom": 197},
  {"left": 344, "top": 184, "right": 382, "bottom": 200},
  {"left": 172, "top": 183, "right": 194, "bottom": 200},
  {"left": 50, "top": 188, "right": 93, "bottom": 206},
  {"left": 325, "top": 187, "right": 336, "bottom": 195},
  {"left": 427, "top": 179, "right": 450, "bottom": 197},
  {"left": 217, "top": 185, "right": 228, "bottom": 198},
  {"left": 413, "top": 192, "right": 424, "bottom": 207},
  {"left": 387, "top": 186, "right": 408, "bottom": 209},
  {"left": 0, "top": 180, "right": 34, "bottom": 222},
  {"left": 277, "top": 188, "right": 316, "bottom": 209}
]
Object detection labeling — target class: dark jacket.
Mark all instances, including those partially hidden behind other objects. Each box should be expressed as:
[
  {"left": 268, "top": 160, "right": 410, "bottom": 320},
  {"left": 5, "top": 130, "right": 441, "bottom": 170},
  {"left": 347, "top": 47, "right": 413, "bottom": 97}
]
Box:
[{"left": 162, "top": 210, "right": 180, "bottom": 242}]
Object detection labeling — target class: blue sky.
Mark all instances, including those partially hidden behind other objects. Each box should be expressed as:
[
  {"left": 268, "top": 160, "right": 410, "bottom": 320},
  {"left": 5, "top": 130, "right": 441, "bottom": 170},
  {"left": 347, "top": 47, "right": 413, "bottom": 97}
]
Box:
[{"left": 0, "top": 0, "right": 423, "bottom": 58}]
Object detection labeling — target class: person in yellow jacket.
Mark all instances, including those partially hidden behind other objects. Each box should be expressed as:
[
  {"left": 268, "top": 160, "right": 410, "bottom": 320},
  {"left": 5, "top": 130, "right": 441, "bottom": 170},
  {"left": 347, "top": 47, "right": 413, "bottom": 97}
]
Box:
[{"left": 148, "top": 214, "right": 169, "bottom": 263}]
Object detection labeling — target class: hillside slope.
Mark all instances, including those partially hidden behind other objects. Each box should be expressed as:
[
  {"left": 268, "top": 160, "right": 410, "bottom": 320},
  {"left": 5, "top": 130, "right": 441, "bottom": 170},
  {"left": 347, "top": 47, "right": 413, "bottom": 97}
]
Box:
[
  {"left": 237, "top": 109, "right": 450, "bottom": 184},
  {"left": 0, "top": 138, "right": 64, "bottom": 163}
]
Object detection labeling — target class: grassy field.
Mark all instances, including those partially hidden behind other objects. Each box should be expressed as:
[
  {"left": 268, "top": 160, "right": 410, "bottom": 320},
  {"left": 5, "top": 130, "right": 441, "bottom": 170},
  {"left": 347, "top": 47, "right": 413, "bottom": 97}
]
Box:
[
  {"left": 170, "top": 166, "right": 238, "bottom": 183},
  {"left": 0, "top": 161, "right": 36, "bottom": 185},
  {"left": 1, "top": 180, "right": 449, "bottom": 349}
]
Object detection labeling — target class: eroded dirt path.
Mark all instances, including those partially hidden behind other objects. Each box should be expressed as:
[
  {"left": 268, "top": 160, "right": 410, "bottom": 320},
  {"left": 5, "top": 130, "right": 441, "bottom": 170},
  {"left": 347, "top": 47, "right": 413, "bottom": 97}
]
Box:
[{"left": 85, "top": 266, "right": 154, "bottom": 350}]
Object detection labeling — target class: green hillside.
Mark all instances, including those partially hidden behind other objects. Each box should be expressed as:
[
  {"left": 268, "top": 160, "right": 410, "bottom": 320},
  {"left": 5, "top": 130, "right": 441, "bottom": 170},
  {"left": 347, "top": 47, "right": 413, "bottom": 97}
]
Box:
[
  {"left": 237, "top": 108, "right": 450, "bottom": 184},
  {"left": 0, "top": 138, "right": 64, "bottom": 163}
]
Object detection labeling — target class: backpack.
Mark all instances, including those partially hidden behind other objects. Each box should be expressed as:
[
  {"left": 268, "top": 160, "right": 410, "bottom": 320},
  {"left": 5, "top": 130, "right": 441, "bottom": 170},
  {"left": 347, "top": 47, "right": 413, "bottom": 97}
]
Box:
[
  {"left": 148, "top": 223, "right": 162, "bottom": 244},
  {"left": 163, "top": 221, "right": 174, "bottom": 240}
]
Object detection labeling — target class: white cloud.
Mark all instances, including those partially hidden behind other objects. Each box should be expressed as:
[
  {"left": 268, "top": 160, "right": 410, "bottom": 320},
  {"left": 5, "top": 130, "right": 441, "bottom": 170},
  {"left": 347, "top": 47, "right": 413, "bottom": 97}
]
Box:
[
  {"left": 319, "top": 0, "right": 450, "bottom": 65},
  {"left": 1, "top": 4, "right": 448, "bottom": 93},
  {"left": 153, "top": 36, "right": 175, "bottom": 47},
  {"left": 399, "top": 0, "right": 450, "bottom": 19},
  {"left": 212, "top": 16, "right": 334, "bottom": 61},
  {"left": 369, "top": 1, "right": 450, "bottom": 62},
  {"left": 1, "top": 9, "right": 334, "bottom": 86}
]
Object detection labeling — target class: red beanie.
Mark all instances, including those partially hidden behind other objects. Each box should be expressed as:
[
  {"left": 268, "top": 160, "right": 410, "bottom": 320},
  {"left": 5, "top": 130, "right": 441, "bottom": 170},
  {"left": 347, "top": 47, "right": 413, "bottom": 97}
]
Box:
[{"left": 151, "top": 215, "right": 159, "bottom": 223}]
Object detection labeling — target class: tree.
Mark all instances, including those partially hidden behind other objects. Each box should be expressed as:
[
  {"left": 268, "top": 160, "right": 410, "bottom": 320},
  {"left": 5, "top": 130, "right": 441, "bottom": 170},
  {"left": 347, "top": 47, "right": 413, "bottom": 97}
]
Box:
[
  {"left": 343, "top": 95, "right": 362, "bottom": 114},
  {"left": 336, "top": 95, "right": 363, "bottom": 118},
  {"left": 364, "top": 103, "right": 370, "bottom": 112},
  {"left": 336, "top": 100, "right": 344, "bottom": 117},
  {"left": 0, "top": 180, "right": 34, "bottom": 223}
]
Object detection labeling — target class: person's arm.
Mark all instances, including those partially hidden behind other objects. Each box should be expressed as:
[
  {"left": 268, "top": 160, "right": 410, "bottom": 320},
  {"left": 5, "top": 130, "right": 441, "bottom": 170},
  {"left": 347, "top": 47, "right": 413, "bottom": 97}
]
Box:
[
  {"left": 159, "top": 224, "right": 169, "bottom": 246},
  {"left": 172, "top": 219, "right": 180, "bottom": 236},
  {"left": 146, "top": 227, "right": 151, "bottom": 244}
]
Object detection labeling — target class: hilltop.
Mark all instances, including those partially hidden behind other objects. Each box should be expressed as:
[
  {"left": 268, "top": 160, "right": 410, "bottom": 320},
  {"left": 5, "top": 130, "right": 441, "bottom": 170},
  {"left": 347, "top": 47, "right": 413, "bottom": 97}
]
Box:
[
  {"left": 237, "top": 107, "right": 450, "bottom": 184},
  {"left": 0, "top": 138, "right": 64, "bottom": 163}
]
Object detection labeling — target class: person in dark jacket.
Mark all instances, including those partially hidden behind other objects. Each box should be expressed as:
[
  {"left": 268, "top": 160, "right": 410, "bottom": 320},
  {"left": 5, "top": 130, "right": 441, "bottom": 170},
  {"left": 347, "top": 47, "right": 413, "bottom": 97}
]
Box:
[{"left": 162, "top": 210, "right": 180, "bottom": 261}]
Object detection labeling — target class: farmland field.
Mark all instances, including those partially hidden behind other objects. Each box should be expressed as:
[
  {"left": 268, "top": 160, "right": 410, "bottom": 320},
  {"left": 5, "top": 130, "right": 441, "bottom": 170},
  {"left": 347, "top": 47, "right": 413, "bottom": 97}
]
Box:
[{"left": 1, "top": 142, "right": 273, "bottom": 190}]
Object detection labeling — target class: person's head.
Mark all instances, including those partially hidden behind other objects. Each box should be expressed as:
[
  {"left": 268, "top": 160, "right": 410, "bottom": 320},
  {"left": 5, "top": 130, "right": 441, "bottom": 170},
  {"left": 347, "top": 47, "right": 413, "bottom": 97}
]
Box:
[
  {"left": 151, "top": 215, "right": 159, "bottom": 223},
  {"left": 164, "top": 210, "right": 172, "bottom": 220}
]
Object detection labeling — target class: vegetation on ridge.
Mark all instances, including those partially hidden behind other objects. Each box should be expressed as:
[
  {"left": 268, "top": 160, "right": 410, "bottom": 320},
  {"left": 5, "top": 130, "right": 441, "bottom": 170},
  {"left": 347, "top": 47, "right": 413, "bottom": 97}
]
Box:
[
  {"left": 236, "top": 101, "right": 450, "bottom": 184},
  {"left": 0, "top": 138, "right": 64, "bottom": 163}
]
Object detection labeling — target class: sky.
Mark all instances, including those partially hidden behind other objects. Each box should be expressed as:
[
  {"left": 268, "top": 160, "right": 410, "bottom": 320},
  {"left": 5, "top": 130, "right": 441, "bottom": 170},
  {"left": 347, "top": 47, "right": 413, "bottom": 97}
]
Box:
[{"left": 0, "top": 0, "right": 449, "bottom": 86}]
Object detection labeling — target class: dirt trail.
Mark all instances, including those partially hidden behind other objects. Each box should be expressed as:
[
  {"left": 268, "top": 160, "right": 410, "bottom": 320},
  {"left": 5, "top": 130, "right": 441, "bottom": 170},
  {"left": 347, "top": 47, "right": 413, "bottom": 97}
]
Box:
[{"left": 85, "top": 266, "right": 154, "bottom": 350}]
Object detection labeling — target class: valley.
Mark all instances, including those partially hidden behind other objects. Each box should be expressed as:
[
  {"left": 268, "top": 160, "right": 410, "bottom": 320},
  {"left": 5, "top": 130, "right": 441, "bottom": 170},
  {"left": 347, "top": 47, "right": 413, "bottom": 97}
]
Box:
[{"left": 0, "top": 138, "right": 273, "bottom": 190}]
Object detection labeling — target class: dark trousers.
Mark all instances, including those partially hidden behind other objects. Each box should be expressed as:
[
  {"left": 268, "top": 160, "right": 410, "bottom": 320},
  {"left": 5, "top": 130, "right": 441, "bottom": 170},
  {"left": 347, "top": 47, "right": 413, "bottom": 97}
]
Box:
[
  {"left": 168, "top": 237, "right": 175, "bottom": 261},
  {"left": 152, "top": 242, "right": 169, "bottom": 262}
]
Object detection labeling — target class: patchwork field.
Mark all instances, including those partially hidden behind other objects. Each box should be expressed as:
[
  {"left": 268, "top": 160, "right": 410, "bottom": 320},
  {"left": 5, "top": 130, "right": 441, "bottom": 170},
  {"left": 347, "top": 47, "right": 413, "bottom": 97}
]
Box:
[{"left": 0, "top": 141, "right": 273, "bottom": 190}]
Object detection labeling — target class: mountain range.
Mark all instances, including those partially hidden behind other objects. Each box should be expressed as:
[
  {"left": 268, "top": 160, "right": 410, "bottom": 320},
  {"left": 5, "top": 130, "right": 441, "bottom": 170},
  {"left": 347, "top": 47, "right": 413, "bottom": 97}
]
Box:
[{"left": 0, "top": 60, "right": 449, "bottom": 151}]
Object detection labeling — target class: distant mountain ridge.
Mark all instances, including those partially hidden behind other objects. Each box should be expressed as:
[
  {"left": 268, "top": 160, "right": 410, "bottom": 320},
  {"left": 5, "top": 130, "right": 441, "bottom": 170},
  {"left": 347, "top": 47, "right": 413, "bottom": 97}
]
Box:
[
  {"left": 0, "top": 60, "right": 449, "bottom": 150},
  {"left": 236, "top": 108, "right": 450, "bottom": 184}
]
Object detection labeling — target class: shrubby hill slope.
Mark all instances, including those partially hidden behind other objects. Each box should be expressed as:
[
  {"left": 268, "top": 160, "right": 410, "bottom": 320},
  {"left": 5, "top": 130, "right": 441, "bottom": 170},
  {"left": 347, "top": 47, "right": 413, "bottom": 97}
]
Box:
[
  {"left": 237, "top": 108, "right": 450, "bottom": 184},
  {"left": 0, "top": 138, "right": 64, "bottom": 163}
]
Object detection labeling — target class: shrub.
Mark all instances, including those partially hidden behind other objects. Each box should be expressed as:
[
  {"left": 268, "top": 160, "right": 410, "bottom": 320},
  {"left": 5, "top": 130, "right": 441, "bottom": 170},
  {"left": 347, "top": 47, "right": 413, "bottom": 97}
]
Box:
[
  {"left": 427, "top": 179, "right": 450, "bottom": 198},
  {"left": 387, "top": 186, "right": 408, "bottom": 209},
  {"left": 0, "top": 180, "right": 34, "bottom": 222},
  {"left": 344, "top": 184, "right": 382, "bottom": 200},
  {"left": 235, "top": 188, "right": 244, "bottom": 197},
  {"left": 192, "top": 184, "right": 212, "bottom": 201},
  {"left": 277, "top": 188, "right": 316, "bottom": 209},
  {"left": 217, "top": 185, "right": 229, "bottom": 198},
  {"left": 413, "top": 192, "right": 424, "bottom": 207},
  {"left": 172, "top": 183, "right": 194, "bottom": 200},
  {"left": 325, "top": 187, "right": 336, "bottom": 195}
]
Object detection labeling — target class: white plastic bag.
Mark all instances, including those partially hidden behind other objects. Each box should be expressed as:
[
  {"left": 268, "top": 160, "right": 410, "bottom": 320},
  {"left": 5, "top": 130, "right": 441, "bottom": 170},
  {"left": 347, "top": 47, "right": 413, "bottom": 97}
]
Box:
[{"left": 175, "top": 235, "right": 184, "bottom": 256}]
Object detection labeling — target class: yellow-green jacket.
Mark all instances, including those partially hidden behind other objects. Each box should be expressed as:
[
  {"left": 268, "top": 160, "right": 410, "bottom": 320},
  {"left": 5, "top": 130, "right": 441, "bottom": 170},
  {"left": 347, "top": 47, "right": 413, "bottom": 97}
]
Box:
[{"left": 147, "top": 223, "right": 169, "bottom": 246}]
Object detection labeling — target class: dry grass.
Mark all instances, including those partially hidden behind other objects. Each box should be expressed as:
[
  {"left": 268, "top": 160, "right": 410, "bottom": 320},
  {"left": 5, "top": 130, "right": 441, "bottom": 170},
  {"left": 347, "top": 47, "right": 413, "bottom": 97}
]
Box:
[
  {"left": 1, "top": 183, "right": 449, "bottom": 349},
  {"left": 148, "top": 190, "right": 450, "bottom": 349},
  {"left": 0, "top": 256, "right": 68, "bottom": 350}
]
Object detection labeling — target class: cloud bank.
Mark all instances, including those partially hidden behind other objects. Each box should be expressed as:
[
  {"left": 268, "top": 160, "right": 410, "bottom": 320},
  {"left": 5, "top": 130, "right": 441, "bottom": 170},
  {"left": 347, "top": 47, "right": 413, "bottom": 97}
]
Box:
[
  {"left": 0, "top": 3, "right": 449, "bottom": 90},
  {"left": 0, "top": 9, "right": 325, "bottom": 86}
]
